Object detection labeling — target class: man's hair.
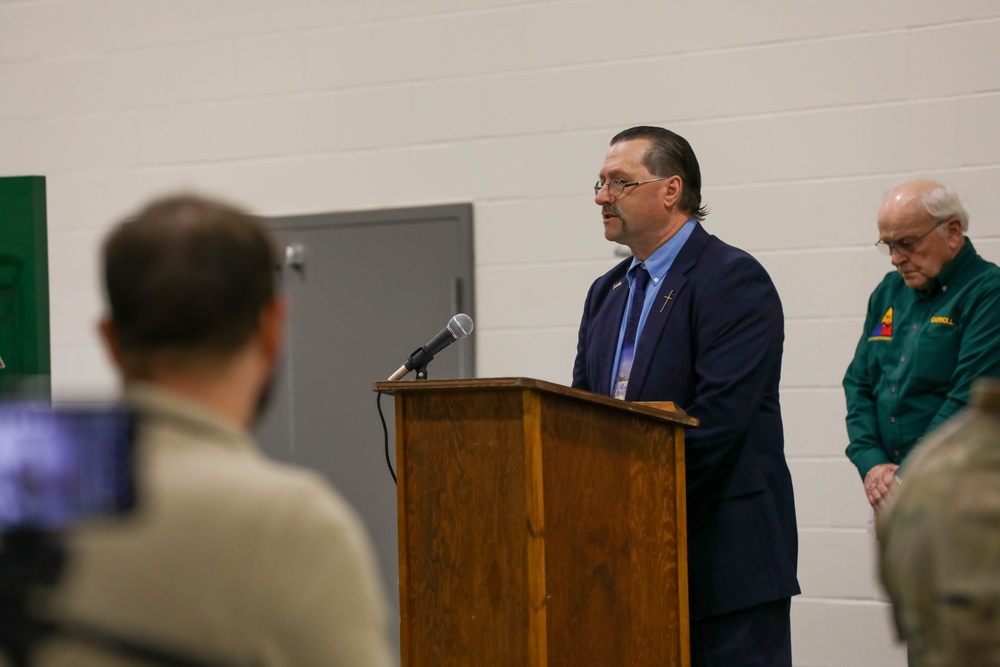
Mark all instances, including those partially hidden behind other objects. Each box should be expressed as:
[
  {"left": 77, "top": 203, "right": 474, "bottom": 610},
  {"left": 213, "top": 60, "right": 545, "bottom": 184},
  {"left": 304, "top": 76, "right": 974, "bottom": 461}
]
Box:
[
  {"left": 921, "top": 182, "right": 970, "bottom": 233},
  {"left": 102, "top": 193, "right": 278, "bottom": 360},
  {"left": 610, "top": 126, "right": 708, "bottom": 221}
]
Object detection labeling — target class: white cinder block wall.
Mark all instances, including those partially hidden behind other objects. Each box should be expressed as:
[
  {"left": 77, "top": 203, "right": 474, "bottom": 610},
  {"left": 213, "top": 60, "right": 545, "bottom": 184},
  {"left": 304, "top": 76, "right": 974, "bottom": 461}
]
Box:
[{"left": 3, "top": 2, "right": 999, "bottom": 665}]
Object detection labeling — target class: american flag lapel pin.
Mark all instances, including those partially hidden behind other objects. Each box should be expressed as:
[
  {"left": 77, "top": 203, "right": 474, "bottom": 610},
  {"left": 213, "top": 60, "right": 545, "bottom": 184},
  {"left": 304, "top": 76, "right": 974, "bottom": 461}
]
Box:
[{"left": 613, "top": 280, "right": 623, "bottom": 290}]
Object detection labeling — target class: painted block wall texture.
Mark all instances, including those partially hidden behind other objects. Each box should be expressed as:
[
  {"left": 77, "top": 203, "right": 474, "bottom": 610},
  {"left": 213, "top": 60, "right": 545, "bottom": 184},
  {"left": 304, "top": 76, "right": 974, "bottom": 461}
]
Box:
[{"left": 3, "top": 1, "right": 1000, "bottom": 664}]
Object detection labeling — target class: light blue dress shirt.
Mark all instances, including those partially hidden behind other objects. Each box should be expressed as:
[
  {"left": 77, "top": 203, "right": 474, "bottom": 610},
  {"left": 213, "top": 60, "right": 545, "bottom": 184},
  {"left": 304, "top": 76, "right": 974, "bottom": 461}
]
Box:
[{"left": 609, "top": 219, "right": 697, "bottom": 395}]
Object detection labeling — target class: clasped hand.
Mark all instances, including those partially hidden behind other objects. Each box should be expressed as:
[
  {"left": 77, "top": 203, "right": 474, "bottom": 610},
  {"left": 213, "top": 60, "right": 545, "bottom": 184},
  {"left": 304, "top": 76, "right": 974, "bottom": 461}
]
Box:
[{"left": 864, "top": 463, "right": 900, "bottom": 509}]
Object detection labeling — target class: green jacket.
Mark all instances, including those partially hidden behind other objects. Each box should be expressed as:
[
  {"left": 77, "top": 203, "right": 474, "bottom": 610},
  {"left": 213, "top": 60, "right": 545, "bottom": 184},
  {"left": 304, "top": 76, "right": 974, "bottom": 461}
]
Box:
[{"left": 844, "top": 239, "right": 1000, "bottom": 480}]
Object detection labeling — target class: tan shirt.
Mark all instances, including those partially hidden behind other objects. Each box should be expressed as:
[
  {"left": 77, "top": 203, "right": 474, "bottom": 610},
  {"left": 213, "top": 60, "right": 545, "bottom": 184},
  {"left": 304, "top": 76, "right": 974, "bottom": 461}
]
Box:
[{"left": 25, "top": 384, "right": 393, "bottom": 667}]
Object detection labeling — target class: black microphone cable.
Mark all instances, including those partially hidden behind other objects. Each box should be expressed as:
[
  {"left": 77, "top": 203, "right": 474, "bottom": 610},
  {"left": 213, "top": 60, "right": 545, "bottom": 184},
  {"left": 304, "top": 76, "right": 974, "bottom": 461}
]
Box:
[{"left": 376, "top": 391, "right": 396, "bottom": 485}]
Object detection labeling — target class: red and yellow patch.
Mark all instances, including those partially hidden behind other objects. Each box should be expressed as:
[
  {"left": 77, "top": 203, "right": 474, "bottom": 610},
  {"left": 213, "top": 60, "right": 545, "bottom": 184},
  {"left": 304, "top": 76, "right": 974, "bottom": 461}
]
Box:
[{"left": 869, "top": 307, "right": 893, "bottom": 340}]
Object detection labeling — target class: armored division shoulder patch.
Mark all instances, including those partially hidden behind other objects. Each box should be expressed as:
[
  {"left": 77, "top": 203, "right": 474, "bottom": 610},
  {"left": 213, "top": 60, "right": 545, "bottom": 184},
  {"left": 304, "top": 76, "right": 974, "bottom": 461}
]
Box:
[{"left": 869, "top": 307, "right": 893, "bottom": 341}]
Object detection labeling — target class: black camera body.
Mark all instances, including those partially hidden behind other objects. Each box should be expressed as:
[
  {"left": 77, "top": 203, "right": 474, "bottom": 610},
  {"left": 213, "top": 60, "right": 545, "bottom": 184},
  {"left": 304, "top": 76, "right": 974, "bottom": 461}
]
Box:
[
  {"left": 0, "top": 403, "right": 135, "bottom": 667},
  {"left": 0, "top": 404, "right": 232, "bottom": 667}
]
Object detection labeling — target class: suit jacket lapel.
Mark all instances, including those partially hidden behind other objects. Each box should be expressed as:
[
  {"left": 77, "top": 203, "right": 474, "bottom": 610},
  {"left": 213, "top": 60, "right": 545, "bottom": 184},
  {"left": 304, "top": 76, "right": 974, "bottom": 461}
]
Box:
[
  {"left": 625, "top": 223, "right": 710, "bottom": 400},
  {"left": 596, "top": 275, "right": 630, "bottom": 393}
]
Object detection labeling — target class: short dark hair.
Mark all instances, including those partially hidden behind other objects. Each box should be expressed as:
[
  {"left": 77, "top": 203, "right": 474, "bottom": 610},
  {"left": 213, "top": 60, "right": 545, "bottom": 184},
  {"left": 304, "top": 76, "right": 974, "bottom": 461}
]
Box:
[
  {"left": 610, "top": 126, "right": 708, "bottom": 221},
  {"left": 102, "top": 194, "right": 278, "bottom": 359}
]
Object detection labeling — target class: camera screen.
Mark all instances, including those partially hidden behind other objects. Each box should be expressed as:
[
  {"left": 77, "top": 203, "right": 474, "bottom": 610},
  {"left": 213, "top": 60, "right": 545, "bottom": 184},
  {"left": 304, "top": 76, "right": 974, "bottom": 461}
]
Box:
[{"left": 0, "top": 403, "right": 135, "bottom": 531}]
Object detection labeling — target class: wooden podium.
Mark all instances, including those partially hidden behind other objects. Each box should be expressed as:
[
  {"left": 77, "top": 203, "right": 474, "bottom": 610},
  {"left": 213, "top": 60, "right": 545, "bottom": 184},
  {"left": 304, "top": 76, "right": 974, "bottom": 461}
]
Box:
[{"left": 374, "top": 377, "right": 697, "bottom": 667}]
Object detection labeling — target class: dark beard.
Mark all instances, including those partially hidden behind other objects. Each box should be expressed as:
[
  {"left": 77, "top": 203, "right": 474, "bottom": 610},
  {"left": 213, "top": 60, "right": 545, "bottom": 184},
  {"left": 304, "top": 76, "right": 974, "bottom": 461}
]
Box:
[{"left": 251, "top": 365, "right": 279, "bottom": 428}]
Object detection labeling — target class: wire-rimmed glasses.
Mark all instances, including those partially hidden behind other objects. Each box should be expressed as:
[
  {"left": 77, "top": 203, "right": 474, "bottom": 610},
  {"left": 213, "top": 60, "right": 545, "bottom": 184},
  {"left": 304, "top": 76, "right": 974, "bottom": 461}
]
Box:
[
  {"left": 594, "top": 177, "right": 669, "bottom": 197},
  {"left": 875, "top": 218, "right": 953, "bottom": 256}
]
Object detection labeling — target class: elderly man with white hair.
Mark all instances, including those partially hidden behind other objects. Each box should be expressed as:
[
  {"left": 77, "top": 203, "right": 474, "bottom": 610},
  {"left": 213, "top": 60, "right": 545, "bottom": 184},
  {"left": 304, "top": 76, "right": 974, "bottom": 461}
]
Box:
[{"left": 844, "top": 179, "right": 1000, "bottom": 519}]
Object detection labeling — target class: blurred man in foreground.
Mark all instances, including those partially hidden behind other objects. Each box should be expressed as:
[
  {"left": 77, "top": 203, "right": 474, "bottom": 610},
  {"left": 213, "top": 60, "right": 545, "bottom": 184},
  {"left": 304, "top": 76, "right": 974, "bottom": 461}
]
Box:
[
  {"left": 879, "top": 379, "right": 1000, "bottom": 666},
  {"left": 33, "top": 194, "right": 393, "bottom": 666}
]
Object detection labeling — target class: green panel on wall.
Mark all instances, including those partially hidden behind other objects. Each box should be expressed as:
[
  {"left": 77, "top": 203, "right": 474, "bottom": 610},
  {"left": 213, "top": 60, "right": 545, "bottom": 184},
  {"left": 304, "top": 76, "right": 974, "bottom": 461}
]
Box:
[{"left": 0, "top": 176, "right": 50, "bottom": 398}]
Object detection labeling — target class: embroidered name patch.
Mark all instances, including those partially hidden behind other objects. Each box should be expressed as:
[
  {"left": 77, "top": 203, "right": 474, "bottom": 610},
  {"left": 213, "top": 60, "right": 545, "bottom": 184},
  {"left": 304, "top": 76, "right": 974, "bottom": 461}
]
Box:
[{"left": 931, "top": 316, "right": 955, "bottom": 326}]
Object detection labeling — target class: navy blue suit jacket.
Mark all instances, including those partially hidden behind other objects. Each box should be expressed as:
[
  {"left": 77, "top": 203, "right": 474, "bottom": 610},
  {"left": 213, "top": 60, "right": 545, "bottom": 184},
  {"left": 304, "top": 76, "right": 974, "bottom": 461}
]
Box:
[{"left": 572, "top": 222, "right": 800, "bottom": 620}]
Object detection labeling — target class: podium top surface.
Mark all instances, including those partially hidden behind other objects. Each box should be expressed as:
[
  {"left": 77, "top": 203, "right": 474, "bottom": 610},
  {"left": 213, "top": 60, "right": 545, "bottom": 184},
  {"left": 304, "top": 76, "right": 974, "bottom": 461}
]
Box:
[{"left": 373, "top": 376, "right": 698, "bottom": 427}]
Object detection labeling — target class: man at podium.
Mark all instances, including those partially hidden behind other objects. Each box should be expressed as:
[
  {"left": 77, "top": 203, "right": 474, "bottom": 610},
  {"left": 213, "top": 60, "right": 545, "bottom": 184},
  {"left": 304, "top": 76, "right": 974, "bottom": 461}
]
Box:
[{"left": 574, "top": 126, "right": 800, "bottom": 667}]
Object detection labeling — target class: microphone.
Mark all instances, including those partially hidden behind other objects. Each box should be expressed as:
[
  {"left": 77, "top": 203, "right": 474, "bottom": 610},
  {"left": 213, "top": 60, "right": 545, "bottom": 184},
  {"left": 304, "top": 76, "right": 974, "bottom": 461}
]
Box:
[{"left": 388, "top": 314, "right": 474, "bottom": 381}]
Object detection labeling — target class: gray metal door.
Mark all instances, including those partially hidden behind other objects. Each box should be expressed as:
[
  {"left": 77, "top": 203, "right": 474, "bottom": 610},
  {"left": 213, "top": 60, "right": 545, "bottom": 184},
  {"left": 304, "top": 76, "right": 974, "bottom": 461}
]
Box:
[{"left": 256, "top": 204, "right": 475, "bottom": 662}]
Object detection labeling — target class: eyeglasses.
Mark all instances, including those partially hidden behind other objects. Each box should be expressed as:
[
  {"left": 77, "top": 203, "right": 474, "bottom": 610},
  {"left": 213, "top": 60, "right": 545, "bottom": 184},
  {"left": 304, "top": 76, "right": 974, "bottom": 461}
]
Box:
[
  {"left": 875, "top": 218, "right": 953, "bottom": 256},
  {"left": 594, "top": 177, "right": 668, "bottom": 197}
]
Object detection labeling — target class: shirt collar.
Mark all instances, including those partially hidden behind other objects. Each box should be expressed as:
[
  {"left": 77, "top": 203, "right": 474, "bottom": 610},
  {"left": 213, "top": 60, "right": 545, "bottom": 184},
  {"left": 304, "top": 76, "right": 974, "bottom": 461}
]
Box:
[
  {"left": 915, "top": 237, "right": 975, "bottom": 299},
  {"left": 627, "top": 219, "right": 697, "bottom": 288},
  {"left": 934, "top": 236, "right": 975, "bottom": 287},
  {"left": 124, "top": 382, "right": 252, "bottom": 451}
]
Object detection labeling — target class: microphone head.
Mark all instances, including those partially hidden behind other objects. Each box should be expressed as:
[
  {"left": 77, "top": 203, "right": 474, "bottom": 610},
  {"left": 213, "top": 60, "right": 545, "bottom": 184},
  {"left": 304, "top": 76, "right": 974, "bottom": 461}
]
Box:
[{"left": 447, "top": 313, "right": 474, "bottom": 340}]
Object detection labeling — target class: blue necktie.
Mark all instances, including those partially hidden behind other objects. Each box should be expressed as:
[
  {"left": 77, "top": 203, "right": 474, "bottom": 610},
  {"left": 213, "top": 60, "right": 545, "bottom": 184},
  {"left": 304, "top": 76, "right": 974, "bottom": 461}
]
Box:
[{"left": 612, "top": 265, "right": 650, "bottom": 400}]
